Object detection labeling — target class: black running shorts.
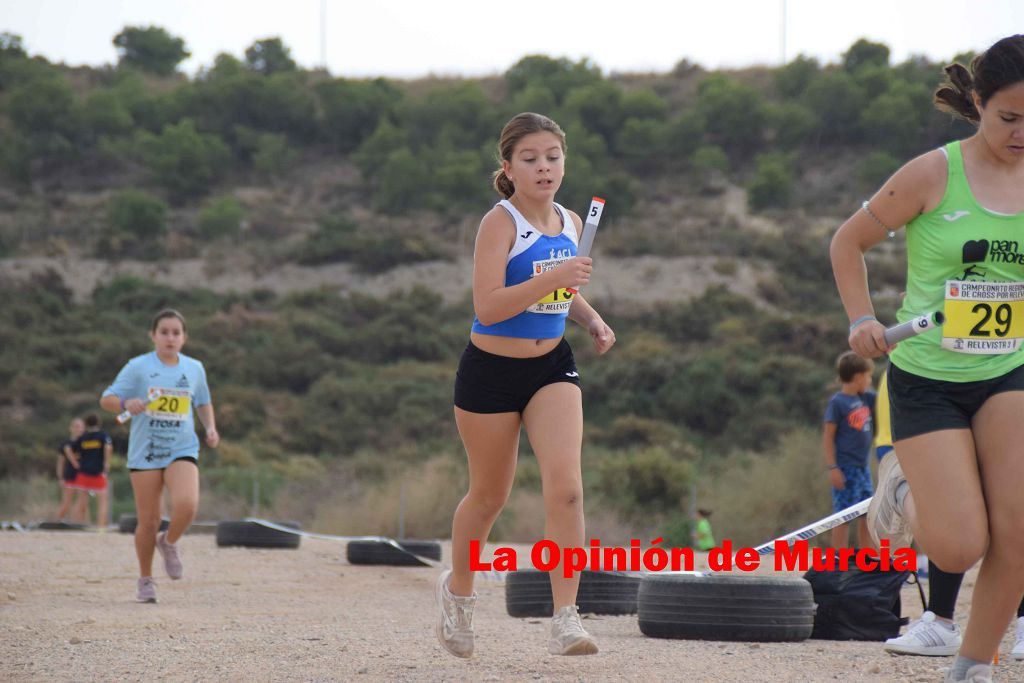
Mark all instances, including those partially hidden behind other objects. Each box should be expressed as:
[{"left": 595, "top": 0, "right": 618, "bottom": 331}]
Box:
[
  {"left": 454, "top": 339, "right": 581, "bottom": 414},
  {"left": 888, "top": 361, "right": 1024, "bottom": 441}
]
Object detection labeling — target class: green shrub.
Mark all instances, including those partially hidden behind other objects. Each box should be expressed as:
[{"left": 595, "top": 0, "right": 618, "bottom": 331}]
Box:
[
  {"left": 113, "top": 26, "right": 189, "bottom": 76},
  {"left": 138, "top": 119, "right": 230, "bottom": 199},
  {"left": 198, "top": 196, "right": 244, "bottom": 238},
  {"left": 747, "top": 152, "right": 794, "bottom": 211},
  {"left": 102, "top": 189, "right": 167, "bottom": 257},
  {"left": 595, "top": 447, "right": 695, "bottom": 517}
]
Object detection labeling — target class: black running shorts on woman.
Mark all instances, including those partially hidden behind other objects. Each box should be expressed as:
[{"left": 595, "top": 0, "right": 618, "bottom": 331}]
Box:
[
  {"left": 454, "top": 339, "right": 580, "bottom": 414},
  {"left": 888, "top": 361, "right": 1024, "bottom": 442}
]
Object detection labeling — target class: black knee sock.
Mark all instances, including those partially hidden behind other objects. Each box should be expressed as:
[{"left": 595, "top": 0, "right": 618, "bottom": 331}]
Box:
[{"left": 927, "top": 560, "right": 964, "bottom": 620}]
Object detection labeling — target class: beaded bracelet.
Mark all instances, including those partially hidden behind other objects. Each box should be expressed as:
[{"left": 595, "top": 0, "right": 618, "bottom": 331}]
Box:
[{"left": 862, "top": 201, "right": 896, "bottom": 238}]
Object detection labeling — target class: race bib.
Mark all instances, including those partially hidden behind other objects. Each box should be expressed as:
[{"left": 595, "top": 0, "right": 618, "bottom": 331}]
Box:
[
  {"left": 528, "top": 256, "right": 574, "bottom": 314},
  {"left": 145, "top": 388, "right": 192, "bottom": 420},
  {"left": 942, "top": 280, "right": 1024, "bottom": 354}
]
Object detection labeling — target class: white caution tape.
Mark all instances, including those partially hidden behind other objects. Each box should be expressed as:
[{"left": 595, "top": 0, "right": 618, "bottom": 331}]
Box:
[
  {"left": 246, "top": 518, "right": 506, "bottom": 583},
  {"left": 752, "top": 498, "right": 871, "bottom": 556}
]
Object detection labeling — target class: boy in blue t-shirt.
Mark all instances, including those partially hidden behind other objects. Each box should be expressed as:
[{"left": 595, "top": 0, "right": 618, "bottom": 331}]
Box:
[{"left": 823, "top": 351, "right": 876, "bottom": 549}]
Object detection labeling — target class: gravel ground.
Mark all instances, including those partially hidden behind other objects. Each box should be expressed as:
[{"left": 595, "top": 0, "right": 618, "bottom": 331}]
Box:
[{"left": 1, "top": 530, "right": 1020, "bottom": 682}]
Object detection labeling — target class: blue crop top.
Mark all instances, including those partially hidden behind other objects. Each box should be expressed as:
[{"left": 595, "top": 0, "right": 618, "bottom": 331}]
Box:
[{"left": 471, "top": 199, "right": 579, "bottom": 339}]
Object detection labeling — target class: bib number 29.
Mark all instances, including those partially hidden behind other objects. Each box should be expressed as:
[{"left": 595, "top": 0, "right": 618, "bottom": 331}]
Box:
[{"left": 969, "top": 302, "right": 1012, "bottom": 337}]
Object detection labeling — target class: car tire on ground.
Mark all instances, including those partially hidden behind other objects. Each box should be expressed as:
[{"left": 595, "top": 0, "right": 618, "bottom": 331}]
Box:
[
  {"left": 345, "top": 539, "right": 442, "bottom": 566},
  {"left": 505, "top": 569, "right": 640, "bottom": 617},
  {"left": 215, "top": 520, "right": 301, "bottom": 549},
  {"left": 638, "top": 573, "right": 814, "bottom": 642},
  {"left": 117, "top": 515, "right": 170, "bottom": 534}
]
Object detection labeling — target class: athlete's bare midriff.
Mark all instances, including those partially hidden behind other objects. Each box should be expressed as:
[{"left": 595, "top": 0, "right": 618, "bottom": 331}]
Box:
[{"left": 470, "top": 332, "right": 562, "bottom": 358}]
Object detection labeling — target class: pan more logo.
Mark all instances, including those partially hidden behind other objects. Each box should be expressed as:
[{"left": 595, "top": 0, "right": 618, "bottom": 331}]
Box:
[{"left": 960, "top": 239, "right": 1024, "bottom": 279}]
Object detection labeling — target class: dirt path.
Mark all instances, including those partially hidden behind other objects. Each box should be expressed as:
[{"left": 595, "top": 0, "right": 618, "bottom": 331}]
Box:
[{"left": 0, "top": 531, "right": 1018, "bottom": 682}]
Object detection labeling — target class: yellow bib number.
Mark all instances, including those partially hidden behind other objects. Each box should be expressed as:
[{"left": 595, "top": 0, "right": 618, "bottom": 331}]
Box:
[
  {"left": 145, "top": 388, "right": 192, "bottom": 420},
  {"left": 535, "top": 288, "right": 575, "bottom": 305},
  {"left": 942, "top": 281, "right": 1024, "bottom": 354},
  {"left": 528, "top": 255, "right": 574, "bottom": 314}
]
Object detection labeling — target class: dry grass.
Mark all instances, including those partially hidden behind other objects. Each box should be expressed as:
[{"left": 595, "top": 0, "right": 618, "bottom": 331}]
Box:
[{"left": 700, "top": 428, "right": 836, "bottom": 548}]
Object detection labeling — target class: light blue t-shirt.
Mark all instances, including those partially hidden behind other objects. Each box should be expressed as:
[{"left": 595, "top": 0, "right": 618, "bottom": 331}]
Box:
[{"left": 103, "top": 352, "right": 211, "bottom": 470}]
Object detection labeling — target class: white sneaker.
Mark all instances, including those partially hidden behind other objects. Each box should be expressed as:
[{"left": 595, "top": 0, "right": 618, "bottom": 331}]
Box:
[
  {"left": 435, "top": 570, "right": 476, "bottom": 658},
  {"left": 548, "top": 605, "right": 598, "bottom": 656},
  {"left": 884, "top": 611, "right": 961, "bottom": 656},
  {"left": 868, "top": 452, "right": 913, "bottom": 549},
  {"left": 944, "top": 663, "right": 993, "bottom": 683},
  {"left": 1012, "top": 616, "right": 1024, "bottom": 661}
]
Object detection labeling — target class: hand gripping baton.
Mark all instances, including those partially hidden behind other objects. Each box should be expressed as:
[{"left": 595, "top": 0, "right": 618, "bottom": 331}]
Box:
[
  {"left": 116, "top": 387, "right": 163, "bottom": 424},
  {"left": 883, "top": 311, "right": 945, "bottom": 346},
  {"left": 567, "top": 196, "right": 605, "bottom": 295}
]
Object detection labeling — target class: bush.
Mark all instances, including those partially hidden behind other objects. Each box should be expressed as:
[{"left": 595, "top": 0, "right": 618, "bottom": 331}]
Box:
[
  {"left": 138, "top": 119, "right": 230, "bottom": 199},
  {"left": 774, "top": 55, "right": 820, "bottom": 98},
  {"left": 860, "top": 91, "right": 921, "bottom": 154},
  {"left": 858, "top": 150, "right": 901, "bottom": 188},
  {"left": 244, "top": 37, "right": 297, "bottom": 75},
  {"left": 747, "top": 152, "right": 794, "bottom": 211},
  {"left": 696, "top": 75, "right": 766, "bottom": 152},
  {"left": 504, "top": 55, "right": 602, "bottom": 101},
  {"left": 102, "top": 190, "right": 167, "bottom": 258},
  {"left": 691, "top": 144, "right": 729, "bottom": 175},
  {"left": 770, "top": 102, "right": 818, "bottom": 149},
  {"left": 251, "top": 132, "right": 297, "bottom": 178},
  {"left": 113, "top": 25, "right": 189, "bottom": 76},
  {"left": 198, "top": 196, "right": 244, "bottom": 238},
  {"left": 595, "top": 446, "right": 695, "bottom": 518},
  {"left": 802, "top": 71, "right": 865, "bottom": 143},
  {"left": 316, "top": 77, "right": 403, "bottom": 153}
]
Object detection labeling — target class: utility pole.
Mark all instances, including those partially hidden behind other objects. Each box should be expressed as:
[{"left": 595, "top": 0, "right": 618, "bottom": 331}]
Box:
[
  {"left": 780, "top": 0, "right": 788, "bottom": 65},
  {"left": 320, "top": 0, "right": 328, "bottom": 69}
]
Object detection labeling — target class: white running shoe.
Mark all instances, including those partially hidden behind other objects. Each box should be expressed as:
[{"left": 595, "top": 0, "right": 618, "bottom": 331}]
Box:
[
  {"left": 1011, "top": 616, "right": 1024, "bottom": 661},
  {"left": 136, "top": 576, "right": 157, "bottom": 603},
  {"left": 884, "top": 611, "right": 961, "bottom": 656},
  {"left": 944, "top": 663, "right": 993, "bottom": 683},
  {"left": 434, "top": 570, "right": 476, "bottom": 658},
  {"left": 867, "top": 452, "right": 913, "bottom": 549},
  {"left": 548, "top": 605, "right": 598, "bottom": 656}
]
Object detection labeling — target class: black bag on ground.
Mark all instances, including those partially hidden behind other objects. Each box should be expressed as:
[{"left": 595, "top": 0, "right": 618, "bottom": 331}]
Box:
[{"left": 804, "top": 563, "right": 909, "bottom": 641}]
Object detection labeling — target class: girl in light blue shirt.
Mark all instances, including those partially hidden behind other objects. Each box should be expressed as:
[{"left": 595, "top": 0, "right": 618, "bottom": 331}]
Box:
[{"left": 101, "top": 309, "right": 219, "bottom": 603}]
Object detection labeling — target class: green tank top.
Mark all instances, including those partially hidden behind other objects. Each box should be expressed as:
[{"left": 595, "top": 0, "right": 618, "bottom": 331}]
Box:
[{"left": 890, "top": 140, "right": 1024, "bottom": 382}]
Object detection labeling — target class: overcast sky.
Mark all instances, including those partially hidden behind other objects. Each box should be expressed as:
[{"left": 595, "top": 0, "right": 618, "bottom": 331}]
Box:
[{"left": 2, "top": 1, "right": 1020, "bottom": 78}]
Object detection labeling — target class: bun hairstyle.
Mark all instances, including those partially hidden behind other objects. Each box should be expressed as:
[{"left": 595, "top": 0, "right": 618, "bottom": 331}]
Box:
[
  {"left": 492, "top": 112, "right": 567, "bottom": 199},
  {"left": 935, "top": 34, "right": 1024, "bottom": 123}
]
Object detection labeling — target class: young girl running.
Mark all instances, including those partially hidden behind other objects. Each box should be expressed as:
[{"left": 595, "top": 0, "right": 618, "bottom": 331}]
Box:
[
  {"left": 436, "top": 112, "right": 616, "bottom": 658},
  {"left": 831, "top": 35, "right": 1024, "bottom": 683},
  {"left": 100, "top": 309, "right": 218, "bottom": 603}
]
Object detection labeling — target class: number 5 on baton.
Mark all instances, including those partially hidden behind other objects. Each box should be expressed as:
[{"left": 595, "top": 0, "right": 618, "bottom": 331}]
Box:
[
  {"left": 116, "top": 388, "right": 163, "bottom": 424},
  {"left": 567, "top": 196, "right": 605, "bottom": 295}
]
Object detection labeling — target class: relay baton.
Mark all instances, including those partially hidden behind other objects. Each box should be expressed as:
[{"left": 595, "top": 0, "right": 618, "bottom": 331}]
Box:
[
  {"left": 883, "top": 311, "right": 944, "bottom": 346},
  {"left": 567, "top": 196, "right": 605, "bottom": 295},
  {"left": 116, "top": 388, "right": 163, "bottom": 424}
]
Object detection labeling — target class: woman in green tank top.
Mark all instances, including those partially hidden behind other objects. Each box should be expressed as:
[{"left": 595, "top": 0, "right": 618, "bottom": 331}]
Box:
[{"left": 831, "top": 35, "right": 1024, "bottom": 683}]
